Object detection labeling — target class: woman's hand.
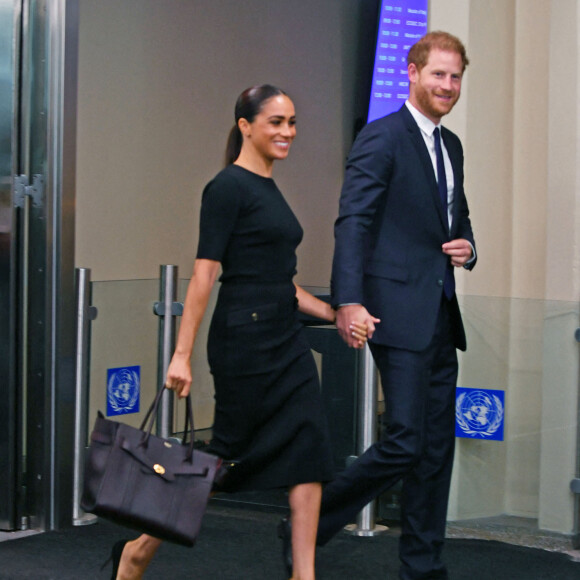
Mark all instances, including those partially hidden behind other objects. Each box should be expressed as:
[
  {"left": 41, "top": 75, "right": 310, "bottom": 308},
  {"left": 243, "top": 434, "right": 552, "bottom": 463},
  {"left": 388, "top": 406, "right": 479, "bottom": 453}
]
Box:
[
  {"left": 335, "top": 305, "right": 380, "bottom": 349},
  {"left": 349, "top": 320, "right": 370, "bottom": 349},
  {"left": 164, "top": 354, "right": 192, "bottom": 398}
]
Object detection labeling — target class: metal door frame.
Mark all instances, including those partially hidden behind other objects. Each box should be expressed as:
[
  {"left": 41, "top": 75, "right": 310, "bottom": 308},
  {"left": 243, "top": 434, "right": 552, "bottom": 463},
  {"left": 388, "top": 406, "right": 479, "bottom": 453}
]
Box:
[
  {"left": 0, "top": 0, "right": 78, "bottom": 532},
  {"left": 0, "top": 0, "right": 21, "bottom": 532}
]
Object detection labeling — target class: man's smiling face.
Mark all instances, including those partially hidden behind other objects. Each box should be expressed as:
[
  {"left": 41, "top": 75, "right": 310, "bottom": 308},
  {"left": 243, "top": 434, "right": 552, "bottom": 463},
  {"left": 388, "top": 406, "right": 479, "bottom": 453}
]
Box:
[{"left": 408, "top": 48, "right": 463, "bottom": 123}]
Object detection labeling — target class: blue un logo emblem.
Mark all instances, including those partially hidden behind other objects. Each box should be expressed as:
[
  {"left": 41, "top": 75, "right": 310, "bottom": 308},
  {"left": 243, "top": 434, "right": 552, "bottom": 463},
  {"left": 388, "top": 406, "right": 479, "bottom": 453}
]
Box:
[
  {"left": 455, "top": 388, "right": 504, "bottom": 441},
  {"left": 107, "top": 365, "right": 140, "bottom": 416}
]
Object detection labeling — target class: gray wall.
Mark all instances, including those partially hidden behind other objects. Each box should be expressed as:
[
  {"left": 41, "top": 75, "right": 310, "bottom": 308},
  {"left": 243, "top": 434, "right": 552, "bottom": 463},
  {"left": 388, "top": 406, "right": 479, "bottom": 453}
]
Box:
[{"left": 76, "top": 0, "right": 373, "bottom": 285}]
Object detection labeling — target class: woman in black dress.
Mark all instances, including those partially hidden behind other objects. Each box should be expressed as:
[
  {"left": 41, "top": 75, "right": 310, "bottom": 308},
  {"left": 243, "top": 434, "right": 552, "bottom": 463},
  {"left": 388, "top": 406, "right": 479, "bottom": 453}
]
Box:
[{"left": 111, "top": 85, "right": 368, "bottom": 580}]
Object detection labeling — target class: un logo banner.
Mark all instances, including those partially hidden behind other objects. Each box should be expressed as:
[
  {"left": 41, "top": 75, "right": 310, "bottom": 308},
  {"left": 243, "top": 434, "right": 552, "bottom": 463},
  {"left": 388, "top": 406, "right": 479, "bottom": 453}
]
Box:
[
  {"left": 455, "top": 387, "right": 505, "bottom": 441},
  {"left": 107, "top": 365, "right": 141, "bottom": 416}
]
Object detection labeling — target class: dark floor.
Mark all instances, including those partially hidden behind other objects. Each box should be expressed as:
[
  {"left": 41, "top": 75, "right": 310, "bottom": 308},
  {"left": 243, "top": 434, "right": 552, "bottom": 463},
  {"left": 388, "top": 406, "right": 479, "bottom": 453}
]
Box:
[
  {"left": 2, "top": 507, "right": 578, "bottom": 559},
  {"left": 1, "top": 505, "right": 579, "bottom": 579}
]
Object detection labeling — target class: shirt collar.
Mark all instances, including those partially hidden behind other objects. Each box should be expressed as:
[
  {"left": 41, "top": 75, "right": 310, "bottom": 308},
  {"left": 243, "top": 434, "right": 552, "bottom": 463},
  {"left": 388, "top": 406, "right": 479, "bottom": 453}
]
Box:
[{"left": 405, "top": 100, "right": 441, "bottom": 137}]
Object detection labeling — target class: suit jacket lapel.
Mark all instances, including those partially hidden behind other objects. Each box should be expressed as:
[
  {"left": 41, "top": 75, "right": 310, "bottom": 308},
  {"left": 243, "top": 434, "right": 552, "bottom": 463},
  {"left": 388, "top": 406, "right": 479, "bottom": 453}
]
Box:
[
  {"left": 400, "top": 106, "right": 449, "bottom": 234},
  {"left": 442, "top": 127, "right": 461, "bottom": 239}
]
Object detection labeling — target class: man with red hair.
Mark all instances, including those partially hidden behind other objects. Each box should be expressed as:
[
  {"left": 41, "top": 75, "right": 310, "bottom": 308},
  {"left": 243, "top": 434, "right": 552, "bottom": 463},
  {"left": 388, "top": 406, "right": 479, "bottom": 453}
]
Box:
[{"left": 323, "top": 30, "right": 476, "bottom": 579}]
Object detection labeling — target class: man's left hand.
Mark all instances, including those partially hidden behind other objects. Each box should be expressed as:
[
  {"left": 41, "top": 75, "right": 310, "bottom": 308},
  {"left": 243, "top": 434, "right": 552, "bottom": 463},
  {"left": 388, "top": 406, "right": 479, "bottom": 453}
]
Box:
[{"left": 442, "top": 238, "right": 473, "bottom": 267}]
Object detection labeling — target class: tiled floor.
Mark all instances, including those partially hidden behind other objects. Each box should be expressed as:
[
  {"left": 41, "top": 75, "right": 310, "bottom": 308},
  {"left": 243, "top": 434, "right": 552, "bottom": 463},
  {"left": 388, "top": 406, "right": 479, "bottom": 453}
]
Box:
[
  {"left": 445, "top": 515, "right": 580, "bottom": 561},
  {"left": 0, "top": 528, "right": 40, "bottom": 543}
]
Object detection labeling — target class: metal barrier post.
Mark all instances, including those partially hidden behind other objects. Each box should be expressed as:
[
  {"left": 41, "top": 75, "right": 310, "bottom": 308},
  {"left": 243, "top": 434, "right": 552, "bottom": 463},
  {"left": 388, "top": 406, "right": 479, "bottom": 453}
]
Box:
[
  {"left": 345, "top": 344, "right": 388, "bottom": 536},
  {"left": 72, "top": 268, "right": 98, "bottom": 526},
  {"left": 153, "top": 265, "right": 183, "bottom": 438},
  {"left": 571, "top": 327, "right": 580, "bottom": 550}
]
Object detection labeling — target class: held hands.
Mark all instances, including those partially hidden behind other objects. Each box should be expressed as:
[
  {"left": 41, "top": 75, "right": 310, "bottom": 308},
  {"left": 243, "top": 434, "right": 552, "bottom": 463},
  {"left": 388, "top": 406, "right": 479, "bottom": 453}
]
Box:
[
  {"left": 335, "top": 304, "right": 380, "bottom": 349},
  {"left": 164, "top": 353, "right": 192, "bottom": 398},
  {"left": 442, "top": 238, "right": 473, "bottom": 267}
]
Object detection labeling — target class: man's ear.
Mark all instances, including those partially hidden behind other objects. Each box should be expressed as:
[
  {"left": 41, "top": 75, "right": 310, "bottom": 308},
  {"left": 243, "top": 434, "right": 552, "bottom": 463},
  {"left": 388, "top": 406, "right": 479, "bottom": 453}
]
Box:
[{"left": 408, "top": 63, "right": 418, "bottom": 84}]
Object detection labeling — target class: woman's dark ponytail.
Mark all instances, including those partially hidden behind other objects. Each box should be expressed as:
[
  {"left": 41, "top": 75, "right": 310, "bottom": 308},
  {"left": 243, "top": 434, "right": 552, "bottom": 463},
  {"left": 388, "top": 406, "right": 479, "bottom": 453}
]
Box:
[
  {"left": 224, "top": 84, "right": 287, "bottom": 167},
  {"left": 225, "top": 124, "right": 243, "bottom": 167}
]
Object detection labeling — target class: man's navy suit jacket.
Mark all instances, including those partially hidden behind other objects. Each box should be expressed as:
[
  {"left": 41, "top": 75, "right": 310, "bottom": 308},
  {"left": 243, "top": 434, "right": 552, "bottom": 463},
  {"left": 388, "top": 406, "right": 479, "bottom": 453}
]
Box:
[{"left": 331, "top": 105, "right": 476, "bottom": 352}]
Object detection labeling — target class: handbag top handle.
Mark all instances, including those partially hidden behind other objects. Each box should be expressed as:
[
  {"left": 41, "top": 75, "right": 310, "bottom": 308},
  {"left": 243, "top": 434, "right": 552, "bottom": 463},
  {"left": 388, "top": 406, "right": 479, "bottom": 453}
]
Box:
[{"left": 138, "top": 388, "right": 197, "bottom": 463}]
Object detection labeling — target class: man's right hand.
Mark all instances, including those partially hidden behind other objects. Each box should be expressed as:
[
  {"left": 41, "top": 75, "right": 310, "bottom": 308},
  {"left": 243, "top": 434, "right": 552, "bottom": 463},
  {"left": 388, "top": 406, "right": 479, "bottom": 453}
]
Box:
[{"left": 335, "top": 304, "right": 380, "bottom": 348}]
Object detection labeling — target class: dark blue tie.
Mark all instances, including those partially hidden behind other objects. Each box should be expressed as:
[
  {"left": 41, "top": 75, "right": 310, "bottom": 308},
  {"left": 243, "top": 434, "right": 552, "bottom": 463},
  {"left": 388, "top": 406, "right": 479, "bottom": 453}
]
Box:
[
  {"left": 433, "top": 127, "right": 455, "bottom": 299},
  {"left": 433, "top": 128, "right": 447, "bottom": 211}
]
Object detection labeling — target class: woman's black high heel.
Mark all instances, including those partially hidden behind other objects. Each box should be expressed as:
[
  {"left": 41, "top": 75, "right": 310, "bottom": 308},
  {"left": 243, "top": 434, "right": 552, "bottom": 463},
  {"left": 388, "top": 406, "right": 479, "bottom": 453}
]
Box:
[{"left": 101, "top": 539, "right": 129, "bottom": 580}]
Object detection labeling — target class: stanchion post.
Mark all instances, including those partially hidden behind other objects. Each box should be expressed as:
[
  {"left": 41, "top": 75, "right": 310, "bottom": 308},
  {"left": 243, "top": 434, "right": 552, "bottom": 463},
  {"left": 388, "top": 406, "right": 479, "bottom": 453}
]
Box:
[
  {"left": 72, "top": 268, "right": 98, "bottom": 526},
  {"left": 344, "top": 344, "right": 388, "bottom": 537},
  {"left": 572, "top": 327, "right": 580, "bottom": 550},
  {"left": 153, "top": 265, "right": 183, "bottom": 438}
]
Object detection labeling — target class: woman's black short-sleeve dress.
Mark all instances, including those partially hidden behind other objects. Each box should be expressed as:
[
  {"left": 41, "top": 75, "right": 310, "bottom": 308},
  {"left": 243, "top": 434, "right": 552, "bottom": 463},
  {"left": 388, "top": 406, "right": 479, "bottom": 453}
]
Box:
[{"left": 196, "top": 164, "right": 334, "bottom": 492}]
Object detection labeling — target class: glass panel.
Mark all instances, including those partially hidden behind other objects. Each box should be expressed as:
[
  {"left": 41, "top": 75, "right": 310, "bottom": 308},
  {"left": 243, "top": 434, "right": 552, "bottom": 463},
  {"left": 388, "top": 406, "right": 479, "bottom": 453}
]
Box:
[
  {"left": 449, "top": 296, "right": 579, "bottom": 538},
  {"left": 87, "top": 278, "right": 217, "bottom": 436},
  {"left": 86, "top": 285, "right": 580, "bottom": 539}
]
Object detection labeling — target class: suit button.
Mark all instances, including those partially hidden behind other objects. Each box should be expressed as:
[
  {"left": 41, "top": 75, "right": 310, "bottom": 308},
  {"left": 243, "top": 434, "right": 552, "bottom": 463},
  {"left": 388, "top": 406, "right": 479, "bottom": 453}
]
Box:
[
  {"left": 251, "top": 312, "right": 259, "bottom": 321},
  {"left": 437, "top": 279, "right": 443, "bottom": 286}
]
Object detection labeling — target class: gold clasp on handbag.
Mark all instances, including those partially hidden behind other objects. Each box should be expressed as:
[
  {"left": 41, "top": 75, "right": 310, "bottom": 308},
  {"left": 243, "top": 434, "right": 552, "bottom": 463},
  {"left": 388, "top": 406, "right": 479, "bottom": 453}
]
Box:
[{"left": 153, "top": 464, "right": 166, "bottom": 475}]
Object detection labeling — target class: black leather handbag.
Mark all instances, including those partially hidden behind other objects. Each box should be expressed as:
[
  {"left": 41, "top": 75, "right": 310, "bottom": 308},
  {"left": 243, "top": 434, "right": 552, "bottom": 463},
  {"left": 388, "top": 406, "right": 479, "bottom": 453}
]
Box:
[{"left": 81, "top": 388, "right": 221, "bottom": 547}]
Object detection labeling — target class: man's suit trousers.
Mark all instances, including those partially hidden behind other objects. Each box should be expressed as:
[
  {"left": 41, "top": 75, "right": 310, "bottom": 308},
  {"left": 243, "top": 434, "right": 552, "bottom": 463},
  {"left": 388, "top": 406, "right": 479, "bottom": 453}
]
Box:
[{"left": 318, "top": 298, "right": 459, "bottom": 580}]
